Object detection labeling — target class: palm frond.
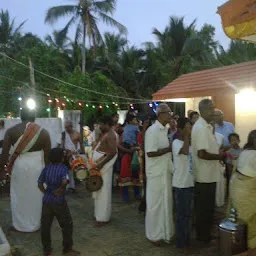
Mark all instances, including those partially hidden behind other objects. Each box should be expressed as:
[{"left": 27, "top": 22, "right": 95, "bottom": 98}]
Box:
[
  {"left": 97, "top": 12, "right": 127, "bottom": 34},
  {"left": 152, "top": 28, "right": 163, "bottom": 40},
  {"left": 45, "top": 35, "right": 55, "bottom": 46},
  {"left": 93, "top": 0, "right": 116, "bottom": 14},
  {"left": 14, "top": 20, "right": 27, "bottom": 34},
  {"left": 45, "top": 5, "right": 77, "bottom": 24},
  {"left": 58, "top": 16, "right": 77, "bottom": 41},
  {"left": 75, "top": 22, "right": 83, "bottom": 44},
  {"left": 86, "top": 13, "right": 103, "bottom": 46}
]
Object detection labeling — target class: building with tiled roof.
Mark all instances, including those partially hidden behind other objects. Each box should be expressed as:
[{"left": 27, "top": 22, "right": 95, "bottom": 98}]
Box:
[{"left": 153, "top": 61, "right": 256, "bottom": 144}]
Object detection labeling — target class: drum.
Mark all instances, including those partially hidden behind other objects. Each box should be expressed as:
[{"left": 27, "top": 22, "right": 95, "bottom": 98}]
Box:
[
  {"left": 70, "top": 156, "right": 88, "bottom": 181},
  {"left": 86, "top": 169, "right": 103, "bottom": 192}
]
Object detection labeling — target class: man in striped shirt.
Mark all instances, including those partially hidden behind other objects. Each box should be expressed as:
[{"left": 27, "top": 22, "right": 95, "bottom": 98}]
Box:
[{"left": 38, "top": 148, "right": 80, "bottom": 256}]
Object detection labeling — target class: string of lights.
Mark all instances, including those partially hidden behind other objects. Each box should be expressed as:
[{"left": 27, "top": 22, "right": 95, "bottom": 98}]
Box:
[{"left": 0, "top": 74, "right": 159, "bottom": 112}]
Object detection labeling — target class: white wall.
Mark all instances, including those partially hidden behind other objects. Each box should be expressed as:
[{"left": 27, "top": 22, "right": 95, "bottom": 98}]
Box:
[
  {"left": 58, "top": 110, "right": 81, "bottom": 133},
  {"left": 1, "top": 118, "right": 62, "bottom": 148},
  {"left": 235, "top": 91, "right": 256, "bottom": 146},
  {"left": 185, "top": 97, "right": 211, "bottom": 116}
]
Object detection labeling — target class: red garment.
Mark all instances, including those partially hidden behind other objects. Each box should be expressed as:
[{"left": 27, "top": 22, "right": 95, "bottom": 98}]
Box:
[
  {"left": 137, "top": 132, "right": 143, "bottom": 146},
  {"left": 119, "top": 153, "right": 132, "bottom": 186}
]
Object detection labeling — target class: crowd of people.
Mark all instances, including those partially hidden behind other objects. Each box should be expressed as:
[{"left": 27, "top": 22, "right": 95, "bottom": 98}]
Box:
[{"left": 0, "top": 99, "right": 256, "bottom": 255}]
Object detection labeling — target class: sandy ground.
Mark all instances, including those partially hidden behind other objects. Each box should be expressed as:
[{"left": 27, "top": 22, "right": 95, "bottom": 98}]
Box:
[{"left": 0, "top": 184, "right": 225, "bottom": 256}]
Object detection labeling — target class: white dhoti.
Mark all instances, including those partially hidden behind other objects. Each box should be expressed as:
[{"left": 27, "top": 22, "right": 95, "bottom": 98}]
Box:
[
  {"left": 92, "top": 150, "right": 117, "bottom": 222},
  {"left": 145, "top": 170, "right": 174, "bottom": 242},
  {"left": 11, "top": 150, "right": 44, "bottom": 232},
  {"left": 215, "top": 165, "right": 225, "bottom": 207}
]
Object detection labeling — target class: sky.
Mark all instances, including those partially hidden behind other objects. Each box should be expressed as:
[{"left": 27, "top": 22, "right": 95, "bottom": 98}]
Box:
[{"left": 2, "top": 0, "right": 230, "bottom": 48}]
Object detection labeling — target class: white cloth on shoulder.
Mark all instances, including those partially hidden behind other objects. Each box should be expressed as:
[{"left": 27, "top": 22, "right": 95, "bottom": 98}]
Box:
[{"left": 64, "top": 131, "right": 80, "bottom": 152}]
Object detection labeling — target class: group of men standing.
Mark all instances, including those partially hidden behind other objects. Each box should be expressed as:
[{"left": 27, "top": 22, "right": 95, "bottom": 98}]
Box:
[{"left": 144, "top": 99, "right": 235, "bottom": 247}]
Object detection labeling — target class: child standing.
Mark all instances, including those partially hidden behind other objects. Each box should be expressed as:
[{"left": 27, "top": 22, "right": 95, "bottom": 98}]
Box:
[
  {"left": 172, "top": 118, "right": 194, "bottom": 250},
  {"left": 226, "top": 133, "right": 242, "bottom": 196},
  {"left": 38, "top": 148, "right": 80, "bottom": 256}
]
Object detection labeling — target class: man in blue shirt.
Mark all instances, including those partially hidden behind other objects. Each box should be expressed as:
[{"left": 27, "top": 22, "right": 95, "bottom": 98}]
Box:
[
  {"left": 38, "top": 148, "right": 80, "bottom": 256},
  {"left": 215, "top": 109, "right": 235, "bottom": 148}
]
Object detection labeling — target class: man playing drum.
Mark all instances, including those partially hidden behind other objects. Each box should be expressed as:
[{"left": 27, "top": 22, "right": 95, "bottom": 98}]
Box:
[
  {"left": 58, "top": 121, "right": 85, "bottom": 192},
  {"left": 0, "top": 108, "right": 51, "bottom": 232},
  {"left": 92, "top": 116, "right": 118, "bottom": 226}
]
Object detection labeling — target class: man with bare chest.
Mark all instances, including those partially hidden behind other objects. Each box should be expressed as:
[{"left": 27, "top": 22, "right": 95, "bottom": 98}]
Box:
[
  {"left": 92, "top": 116, "right": 118, "bottom": 226},
  {"left": 0, "top": 108, "right": 51, "bottom": 232},
  {"left": 59, "top": 121, "right": 85, "bottom": 192}
]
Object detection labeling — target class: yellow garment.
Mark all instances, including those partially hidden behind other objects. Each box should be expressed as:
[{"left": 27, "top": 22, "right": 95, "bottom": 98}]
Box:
[
  {"left": 224, "top": 18, "right": 256, "bottom": 42},
  {"left": 230, "top": 173, "right": 256, "bottom": 249}
]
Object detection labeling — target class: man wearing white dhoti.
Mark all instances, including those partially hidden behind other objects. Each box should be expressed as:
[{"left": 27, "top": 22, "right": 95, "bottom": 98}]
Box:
[
  {"left": 211, "top": 119, "right": 225, "bottom": 207},
  {"left": 0, "top": 108, "right": 51, "bottom": 232},
  {"left": 92, "top": 116, "right": 118, "bottom": 226},
  {"left": 58, "top": 121, "right": 85, "bottom": 192},
  {"left": 145, "top": 103, "right": 174, "bottom": 246}
]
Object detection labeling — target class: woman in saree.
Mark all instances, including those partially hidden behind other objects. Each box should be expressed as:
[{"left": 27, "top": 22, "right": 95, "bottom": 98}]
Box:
[
  {"left": 118, "top": 113, "right": 140, "bottom": 202},
  {"left": 230, "top": 130, "right": 256, "bottom": 250}
]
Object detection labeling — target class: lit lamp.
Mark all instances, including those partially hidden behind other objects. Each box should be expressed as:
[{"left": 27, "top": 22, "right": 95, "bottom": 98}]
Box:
[
  {"left": 26, "top": 98, "right": 36, "bottom": 110},
  {"left": 217, "top": 0, "right": 256, "bottom": 43}
]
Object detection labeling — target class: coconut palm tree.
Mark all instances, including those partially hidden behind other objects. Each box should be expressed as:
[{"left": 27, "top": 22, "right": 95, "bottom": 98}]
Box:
[
  {"left": 0, "top": 9, "right": 26, "bottom": 54},
  {"left": 45, "top": 0, "right": 127, "bottom": 73},
  {"left": 217, "top": 40, "right": 256, "bottom": 65},
  {"left": 152, "top": 16, "right": 218, "bottom": 78},
  {"left": 45, "top": 30, "right": 71, "bottom": 51}
]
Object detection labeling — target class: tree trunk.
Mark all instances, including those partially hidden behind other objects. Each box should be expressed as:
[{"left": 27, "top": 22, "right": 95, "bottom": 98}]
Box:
[{"left": 82, "top": 24, "right": 86, "bottom": 73}]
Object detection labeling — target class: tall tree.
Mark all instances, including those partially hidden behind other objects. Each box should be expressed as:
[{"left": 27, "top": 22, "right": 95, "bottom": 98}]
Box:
[
  {"left": 0, "top": 9, "right": 26, "bottom": 54},
  {"left": 45, "top": 30, "right": 71, "bottom": 51},
  {"left": 217, "top": 41, "right": 256, "bottom": 65},
  {"left": 152, "top": 17, "right": 218, "bottom": 79},
  {"left": 45, "top": 0, "right": 127, "bottom": 73}
]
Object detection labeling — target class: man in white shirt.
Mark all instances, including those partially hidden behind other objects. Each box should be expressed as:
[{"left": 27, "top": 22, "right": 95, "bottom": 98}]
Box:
[
  {"left": 191, "top": 99, "right": 225, "bottom": 243},
  {"left": 145, "top": 103, "right": 174, "bottom": 246},
  {"left": 172, "top": 117, "right": 194, "bottom": 249}
]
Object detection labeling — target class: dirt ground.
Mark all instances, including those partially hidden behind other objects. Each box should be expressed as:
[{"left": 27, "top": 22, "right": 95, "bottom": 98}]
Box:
[{"left": 0, "top": 184, "right": 225, "bottom": 256}]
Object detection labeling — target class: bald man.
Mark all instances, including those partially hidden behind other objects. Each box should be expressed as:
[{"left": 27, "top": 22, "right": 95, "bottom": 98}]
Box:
[
  {"left": 214, "top": 109, "right": 234, "bottom": 148},
  {"left": 59, "top": 121, "right": 85, "bottom": 192},
  {"left": 145, "top": 103, "right": 174, "bottom": 246}
]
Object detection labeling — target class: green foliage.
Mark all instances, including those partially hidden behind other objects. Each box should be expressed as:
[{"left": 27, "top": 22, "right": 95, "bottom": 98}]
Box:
[
  {"left": 1, "top": 9, "right": 256, "bottom": 119},
  {"left": 45, "top": 0, "right": 127, "bottom": 72}
]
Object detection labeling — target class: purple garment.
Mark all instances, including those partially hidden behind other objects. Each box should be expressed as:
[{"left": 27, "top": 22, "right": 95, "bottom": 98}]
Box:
[{"left": 38, "top": 163, "right": 69, "bottom": 204}]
